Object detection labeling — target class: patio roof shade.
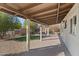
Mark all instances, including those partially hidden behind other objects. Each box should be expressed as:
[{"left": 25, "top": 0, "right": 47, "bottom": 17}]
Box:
[{"left": 0, "top": 3, "right": 74, "bottom": 25}]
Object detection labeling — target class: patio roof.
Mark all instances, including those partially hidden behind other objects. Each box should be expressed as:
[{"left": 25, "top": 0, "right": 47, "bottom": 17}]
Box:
[{"left": 0, "top": 3, "right": 74, "bottom": 25}]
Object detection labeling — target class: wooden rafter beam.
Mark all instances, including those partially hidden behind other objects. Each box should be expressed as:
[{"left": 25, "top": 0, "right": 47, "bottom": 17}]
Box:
[
  {"left": 0, "top": 4, "right": 28, "bottom": 18},
  {"left": 56, "top": 3, "right": 60, "bottom": 23},
  {"left": 37, "top": 14, "right": 57, "bottom": 19}
]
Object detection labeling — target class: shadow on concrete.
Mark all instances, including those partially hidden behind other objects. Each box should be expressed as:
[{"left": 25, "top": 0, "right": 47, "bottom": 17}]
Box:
[{"left": 3, "top": 44, "right": 70, "bottom": 56}]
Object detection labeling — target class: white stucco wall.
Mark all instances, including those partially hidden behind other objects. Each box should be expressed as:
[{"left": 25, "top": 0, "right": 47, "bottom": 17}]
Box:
[{"left": 60, "top": 4, "right": 79, "bottom": 56}]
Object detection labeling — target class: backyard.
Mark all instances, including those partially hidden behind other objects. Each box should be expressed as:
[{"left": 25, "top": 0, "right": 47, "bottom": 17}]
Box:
[{"left": 10, "top": 34, "right": 48, "bottom": 41}]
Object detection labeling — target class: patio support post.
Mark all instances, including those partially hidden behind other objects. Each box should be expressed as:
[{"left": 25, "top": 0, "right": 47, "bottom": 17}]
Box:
[
  {"left": 53, "top": 29, "right": 55, "bottom": 34},
  {"left": 40, "top": 24, "right": 42, "bottom": 41},
  {"left": 45, "top": 28, "right": 47, "bottom": 35},
  {"left": 47, "top": 27, "right": 49, "bottom": 36},
  {"left": 26, "top": 19, "right": 30, "bottom": 51}
]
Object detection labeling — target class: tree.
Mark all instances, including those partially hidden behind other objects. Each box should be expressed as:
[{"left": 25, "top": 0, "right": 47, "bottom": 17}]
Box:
[
  {"left": 0, "top": 12, "right": 22, "bottom": 39},
  {"left": 12, "top": 16, "right": 22, "bottom": 29},
  {"left": 23, "top": 20, "right": 38, "bottom": 34},
  {"left": 23, "top": 20, "right": 27, "bottom": 28},
  {"left": 0, "top": 12, "right": 11, "bottom": 38},
  {"left": 30, "top": 21, "right": 38, "bottom": 33}
]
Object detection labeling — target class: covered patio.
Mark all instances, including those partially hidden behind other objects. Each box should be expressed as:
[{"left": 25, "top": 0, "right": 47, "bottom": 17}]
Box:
[{"left": 0, "top": 3, "right": 74, "bottom": 56}]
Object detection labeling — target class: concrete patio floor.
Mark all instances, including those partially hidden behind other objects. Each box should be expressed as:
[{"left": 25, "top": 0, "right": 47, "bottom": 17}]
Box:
[{"left": 1, "top": 34, "right": 71, "bottom": 56}]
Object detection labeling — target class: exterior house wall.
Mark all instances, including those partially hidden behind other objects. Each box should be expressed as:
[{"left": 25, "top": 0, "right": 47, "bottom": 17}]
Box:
[{"left": 60, "top": 4, "right": 79, "bottom": 56}]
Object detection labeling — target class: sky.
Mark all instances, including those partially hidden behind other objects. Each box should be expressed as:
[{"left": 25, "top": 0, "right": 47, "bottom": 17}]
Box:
[{"left": 17, "top": 17, "right": 25, "bottom": 27}]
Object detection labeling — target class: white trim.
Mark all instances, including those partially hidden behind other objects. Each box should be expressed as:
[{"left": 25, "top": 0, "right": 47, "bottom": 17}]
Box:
[
  {"left": 40, "top": 24, "right": 42, "bottom": 41},
  {"left": 26, "top": 19, "right": 30, "bottom": 51}
]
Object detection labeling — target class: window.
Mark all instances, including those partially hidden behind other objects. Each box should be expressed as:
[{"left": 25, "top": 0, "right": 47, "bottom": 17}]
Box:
[
  {"left": 73, "top": 16, "right": 77, "bottom": 35},
  {"left": 74, "top": 16, "right": 77, "bottom": 25},
  {"left": 70, "top": 19, "right": 72, "bottom": 34},
  {"left": 64, "top": 20, "right": 67, "bottom": 29}
]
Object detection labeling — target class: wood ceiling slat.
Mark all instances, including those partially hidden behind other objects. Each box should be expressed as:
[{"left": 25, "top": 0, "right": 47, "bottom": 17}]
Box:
[
  {"left": 23, "top": 3, "right": 58, "bottom": 15},
  {"left": 38, "top": 15, "right": 65, "bottom": 22},
  {"left": 40, "top": 13, "right": 67, "bottom": 20},
  {"left": 17, "top": 3, "right": 42, "bottom": 12},
  {"left": 31, "top": 9, "right": 57, "bottom": 17},
  {"left": 40, "top": 16, "right": 64, "bottom": 25},
  {"left": 5, "top": 3, "right": 21, "bottom": 10},
  {"left": 32, "top": 7, "right": 71, "bottom": 19},
  {"left": 36, "top": 8, "right": 69, "bottom": 19},
  {"left": 30, "top": 3, "right": 65, "bottom": 17},
  {"left": 60, "top": 3, "right": 74, "bottom": 11},
  {"left": 29, "top": 4, "right": 72, "bottom": 17}
]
